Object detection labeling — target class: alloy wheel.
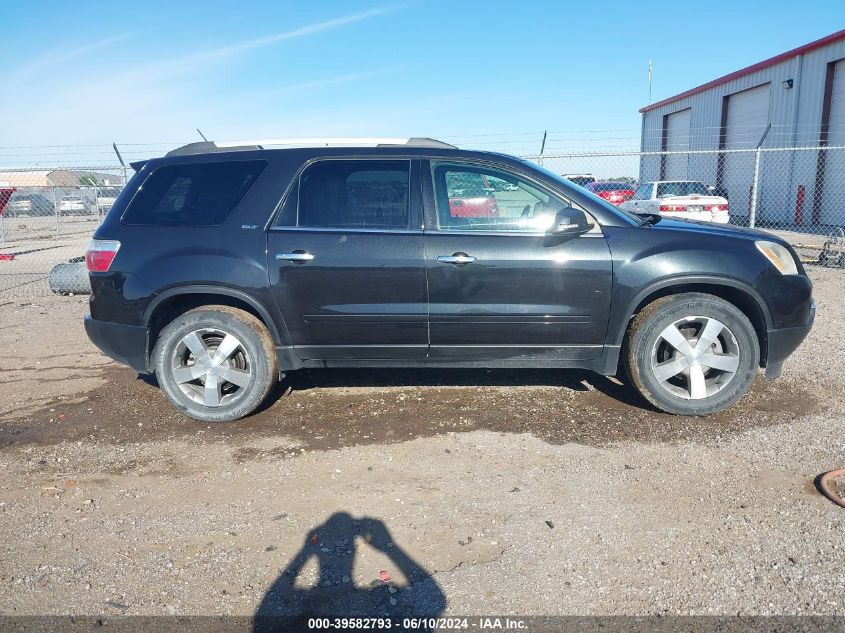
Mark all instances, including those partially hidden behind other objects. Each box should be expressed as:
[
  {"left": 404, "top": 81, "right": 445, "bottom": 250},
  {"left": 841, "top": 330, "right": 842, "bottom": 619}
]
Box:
[
  {"left": 170, "top": 328, "right": 253, "bottom": 407},
  {"left": 649, "top": 316, "right": 741, "bottom": 400}
]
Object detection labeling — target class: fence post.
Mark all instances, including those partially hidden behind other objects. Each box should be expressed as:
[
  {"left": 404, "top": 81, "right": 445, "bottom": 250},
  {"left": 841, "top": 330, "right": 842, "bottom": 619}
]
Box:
[
  {"left": 748, "top": 124, "right": 771, "bottom": 229},
  {"left": 795, "top": 184, "right": 805, "bottom": 226},
  {"left": 749, "top": 147, "right": 761, "bottom": 228},
  {"left": 538, "top": 130, "right": 547, "bottom": 166},
  {"left": 53, "top": 186, "right": 59, "bottom": 236}
]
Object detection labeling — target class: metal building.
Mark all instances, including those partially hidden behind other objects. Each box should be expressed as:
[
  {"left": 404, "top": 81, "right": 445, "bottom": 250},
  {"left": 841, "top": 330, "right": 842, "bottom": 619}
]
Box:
[{"left": 639, "top": 29, "right": 845, "bottom": 228}]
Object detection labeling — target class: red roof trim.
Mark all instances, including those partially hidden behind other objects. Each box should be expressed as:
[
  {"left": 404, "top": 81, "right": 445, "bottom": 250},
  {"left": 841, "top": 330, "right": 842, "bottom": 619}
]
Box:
[{"left": 640, "top": 29, "right": 845, "bottom": 113}]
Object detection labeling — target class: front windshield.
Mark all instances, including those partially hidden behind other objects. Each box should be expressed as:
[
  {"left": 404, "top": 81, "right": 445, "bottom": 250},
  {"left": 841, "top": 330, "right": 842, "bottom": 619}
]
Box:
[{"left": 525, "top": 161, "right": 645, "bottom": 225}]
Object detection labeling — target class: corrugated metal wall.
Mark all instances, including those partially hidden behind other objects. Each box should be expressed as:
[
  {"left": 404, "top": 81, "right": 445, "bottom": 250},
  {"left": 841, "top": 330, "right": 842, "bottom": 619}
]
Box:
[{"left": 639, "top": 38, "right": 845, "bottom": 224}]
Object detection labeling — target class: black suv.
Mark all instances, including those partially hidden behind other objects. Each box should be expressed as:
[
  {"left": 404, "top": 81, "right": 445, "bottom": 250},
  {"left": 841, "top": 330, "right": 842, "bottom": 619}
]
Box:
[{"left": 84, "top": 138, "right": 814, "bottom": 422}]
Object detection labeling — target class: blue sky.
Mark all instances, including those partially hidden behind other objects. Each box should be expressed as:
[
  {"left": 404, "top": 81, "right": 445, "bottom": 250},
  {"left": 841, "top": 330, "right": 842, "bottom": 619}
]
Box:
[{"left": 0, "top": 1, "right": 842, "bottom": 163}]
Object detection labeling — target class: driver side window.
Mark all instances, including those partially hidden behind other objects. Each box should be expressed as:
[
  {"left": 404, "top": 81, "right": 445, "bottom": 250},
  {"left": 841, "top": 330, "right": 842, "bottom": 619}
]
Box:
[{"left": 432, "top": 163, "right": 578, "bottom": 233}]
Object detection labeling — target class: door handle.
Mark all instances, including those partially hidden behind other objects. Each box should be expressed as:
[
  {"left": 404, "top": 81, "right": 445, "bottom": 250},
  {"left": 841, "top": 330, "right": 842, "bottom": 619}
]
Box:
[
  {"left": 276, "top": 251, "right": 315, "bottom": 262},
  {"left": 437, "top": 253, "right": 476, "bottom": 266}
]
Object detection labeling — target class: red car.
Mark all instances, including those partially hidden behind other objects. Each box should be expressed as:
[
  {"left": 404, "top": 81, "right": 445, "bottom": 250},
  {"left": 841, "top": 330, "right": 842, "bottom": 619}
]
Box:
[
  {"left": 586, "top": 181, "right": 635, "bottom": 206},
  {"left": 446, "top": 172, "right": 499, "bottom": 217},
  {"left": 0, "top": 187, "right": 15, "bottom": 217}
]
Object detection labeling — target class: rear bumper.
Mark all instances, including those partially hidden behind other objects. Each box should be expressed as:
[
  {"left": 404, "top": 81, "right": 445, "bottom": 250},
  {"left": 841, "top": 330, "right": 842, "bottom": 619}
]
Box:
[
  {"left": 84, "top": 315, "right": 149, "bottom": 374},
  {"left": 764, "top": 298, "right": 815, "bottom": 380},
  {"left": 659, "top": 210, "right": 729, "bottom": 224}
]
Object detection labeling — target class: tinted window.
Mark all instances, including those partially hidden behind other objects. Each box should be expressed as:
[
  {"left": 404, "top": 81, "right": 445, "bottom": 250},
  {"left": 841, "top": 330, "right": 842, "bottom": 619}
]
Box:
[
  {"left": 567, "top": 176, "right": 595, "bottom": 187},
  {"left": 433, "top": 163, "right": 577, "bottom": 233},
  {"left": 592, "top": 182, "right": 634, "bottom": 192},
  {"left": 656, "top": 181, "right": 709, "bottom": 198},
  {"left": 297, "top": 160, "right": 410, "bottom": 229},
  {"left": 122, "top": 160, "right": 266, "bottom": 226},
  {"left": 633, "top": 183, "right": 654, "bottom": 200}
]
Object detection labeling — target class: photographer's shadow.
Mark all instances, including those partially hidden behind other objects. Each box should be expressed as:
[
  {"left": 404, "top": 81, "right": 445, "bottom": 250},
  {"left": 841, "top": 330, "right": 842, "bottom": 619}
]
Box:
[{"left": 254, "top": 512, "right": 446, "bottom": 631}]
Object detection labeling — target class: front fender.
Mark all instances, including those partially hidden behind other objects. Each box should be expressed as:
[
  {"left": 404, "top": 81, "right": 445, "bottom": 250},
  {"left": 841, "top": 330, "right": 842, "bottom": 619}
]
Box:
[{"left": 604, "top": 227, "right": 776, "bottom": 347}]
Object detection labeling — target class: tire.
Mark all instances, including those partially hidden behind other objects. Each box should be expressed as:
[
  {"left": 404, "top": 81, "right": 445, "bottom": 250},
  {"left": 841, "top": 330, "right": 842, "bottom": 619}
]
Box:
[
  {"left": 152, "top": 306, "right": 279, "bottom": 422},
  {"left": 624, "top": 293, "right": 760, "bottom": 416},
  {"left": 48, "top": 261, "right": 91, "bottom": 295}
]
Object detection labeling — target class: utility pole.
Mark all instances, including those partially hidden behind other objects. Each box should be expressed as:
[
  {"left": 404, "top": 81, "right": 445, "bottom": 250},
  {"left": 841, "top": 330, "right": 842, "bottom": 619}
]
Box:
[{"left": 648, "top": 60, "right": 653, "bottom": 104}]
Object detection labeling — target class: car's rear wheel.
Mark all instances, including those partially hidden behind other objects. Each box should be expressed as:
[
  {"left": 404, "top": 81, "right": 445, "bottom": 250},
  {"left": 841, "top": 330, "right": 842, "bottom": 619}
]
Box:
[
  {"left": 153, "top": 306, "right": 278, "bottom": 422},
  {"left": 625, "top": 293, "right": 760, "bottom": 415}
]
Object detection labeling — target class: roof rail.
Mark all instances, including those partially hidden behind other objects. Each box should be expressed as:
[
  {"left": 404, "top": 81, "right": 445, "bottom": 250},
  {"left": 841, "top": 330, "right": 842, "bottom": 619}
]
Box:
[{"left": 165, "top": 137, "right": 456, "bottom": 157}]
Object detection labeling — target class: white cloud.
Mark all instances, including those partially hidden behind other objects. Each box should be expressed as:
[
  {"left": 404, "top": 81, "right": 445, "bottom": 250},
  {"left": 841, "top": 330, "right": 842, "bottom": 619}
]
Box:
[
  {"left": 0, "top": 4, "right": 410, "bottom": 159},
  {"left": 10, "top": 33, "right": 134, "bottom": 78},
  {"left": 116, "top": 4, "right": 408, "bottom": 83},
  {"left": 169, "top": 5, "right": 405, "bottom": 68}
]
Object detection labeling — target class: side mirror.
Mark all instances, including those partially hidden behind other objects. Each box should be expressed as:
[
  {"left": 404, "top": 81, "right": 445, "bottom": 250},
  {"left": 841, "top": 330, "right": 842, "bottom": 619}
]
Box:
[{"left": 548, "top": 207, "right": 593, "bottom": 236}]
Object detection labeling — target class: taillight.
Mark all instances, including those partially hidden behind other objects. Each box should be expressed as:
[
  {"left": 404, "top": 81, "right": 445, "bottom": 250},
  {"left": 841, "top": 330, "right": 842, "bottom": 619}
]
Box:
[
  {"left": 86, "top": 239, "right": 121, "bottom": 272},
  {"left": 659, "top": 204, "right": 687, "bottom": 212},
  {"left": 706, "top": 204, "right": 729, "bottom": 212}
]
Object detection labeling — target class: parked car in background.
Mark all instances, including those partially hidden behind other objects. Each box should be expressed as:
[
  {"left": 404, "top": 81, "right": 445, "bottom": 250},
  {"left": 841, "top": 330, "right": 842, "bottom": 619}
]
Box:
[
  {"left": 58, "top": 196, "right": 90, "bottom": 215},
  {"left": 706, "top": 184, "right": 730, "bottom": 200},
  {"left": 620, "top": 180, "right": 730, "bottom": 224},
  {"left": 585, "top": 181, "right": 636, "bottom": 206},
  {"left": 446, "top": 171, "right": 499, "bottom": 217},
  {"left": 84, "top": 137, "right": 813, "bottom": 422},
  {"left": 564, "top": 174, "right": 596, "bottom": 187},
  {"left": 96, "top": 187, "right": 121, "bottom": 212},
  {"left": 7, "top": 192, "right": 55, "bottom": 217}
]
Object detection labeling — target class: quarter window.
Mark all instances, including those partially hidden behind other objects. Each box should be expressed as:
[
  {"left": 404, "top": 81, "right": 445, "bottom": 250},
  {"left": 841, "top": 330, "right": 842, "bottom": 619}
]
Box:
[
  {"left": 432, "top": 163, "right": 574, "bottom": 233},
  {"left": 296, "top": 160, "right": 410, "bottom": 229},
  {"left": 122, "top": 160, "right": 266, "bottom": 226}
]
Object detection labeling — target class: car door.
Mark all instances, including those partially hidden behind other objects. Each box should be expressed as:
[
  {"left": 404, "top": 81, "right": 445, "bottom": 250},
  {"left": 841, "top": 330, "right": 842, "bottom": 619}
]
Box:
[
  {"left": 422, "top": 160, "right": 613, "bottom": 363},
  {"left": 267, "top": 158, "right": 428, "bottom": 360}
]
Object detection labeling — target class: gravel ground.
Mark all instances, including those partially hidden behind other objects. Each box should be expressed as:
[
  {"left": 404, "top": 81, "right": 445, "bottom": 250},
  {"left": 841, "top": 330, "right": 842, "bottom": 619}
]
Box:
[{"left": 1, "top": 267, "right": 844, "bottom": 619}]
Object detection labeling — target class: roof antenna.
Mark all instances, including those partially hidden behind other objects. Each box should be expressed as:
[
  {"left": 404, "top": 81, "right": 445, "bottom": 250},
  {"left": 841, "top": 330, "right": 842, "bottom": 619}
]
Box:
[{"left": 196, "top": 128, "right": 208, "bottom": 141}]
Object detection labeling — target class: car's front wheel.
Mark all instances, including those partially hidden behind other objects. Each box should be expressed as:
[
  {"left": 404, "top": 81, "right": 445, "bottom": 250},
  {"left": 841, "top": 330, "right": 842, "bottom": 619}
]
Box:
[
  {"left": 153, "top": 306, "right": 278, "bottom": 422},
  {"left": 625, "top": 293, "right": 760, "bottom": 415}
]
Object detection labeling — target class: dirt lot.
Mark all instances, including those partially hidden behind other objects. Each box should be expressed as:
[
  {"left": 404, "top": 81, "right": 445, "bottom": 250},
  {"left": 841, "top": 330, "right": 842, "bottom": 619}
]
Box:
[{"left": 1, "top": 267, "right": 844, "bottom": 619}]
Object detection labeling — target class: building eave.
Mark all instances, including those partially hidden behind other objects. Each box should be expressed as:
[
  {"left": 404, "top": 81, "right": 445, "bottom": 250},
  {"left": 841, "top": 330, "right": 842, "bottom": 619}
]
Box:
[{"left": 640, "top": 28, "right": 845, "bottom": 114}]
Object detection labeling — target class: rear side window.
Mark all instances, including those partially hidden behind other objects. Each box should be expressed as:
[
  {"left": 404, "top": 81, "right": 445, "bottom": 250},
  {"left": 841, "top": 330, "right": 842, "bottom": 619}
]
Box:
[
  {"left": 122, "top": 160, "right": 266, "bottom": 226},
  {"left": 295, "top": 160, "right": 410, "bottom": 229}
]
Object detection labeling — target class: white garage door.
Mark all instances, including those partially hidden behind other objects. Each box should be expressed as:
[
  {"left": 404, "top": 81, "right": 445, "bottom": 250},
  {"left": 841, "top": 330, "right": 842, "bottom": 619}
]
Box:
[
  {"left": 821, "top": 59, "right": 845, "bottom": 225},
  {"left": 723, "top": 83, "right": 771, "bottom": 217},
  {"left": 663, "top": 108, "right": 691, "bottom": 180}
]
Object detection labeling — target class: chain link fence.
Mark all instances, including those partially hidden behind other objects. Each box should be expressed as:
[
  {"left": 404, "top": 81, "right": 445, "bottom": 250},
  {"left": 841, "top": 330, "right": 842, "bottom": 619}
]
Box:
[
  {"left": 529, "top": 145, "right": 845, "bottom": 262},
  {"left": 2, "top": 147, "right": 844, "bottom": 297},
  {"left": 0, "top": 167, "right": 127, "bottom": 295}
]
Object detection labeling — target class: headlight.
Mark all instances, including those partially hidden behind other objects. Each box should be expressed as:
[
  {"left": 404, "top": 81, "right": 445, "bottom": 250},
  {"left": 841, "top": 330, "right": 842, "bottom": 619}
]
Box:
[{"left": 755, "top": 240, "right": 798, "bottom": 275}]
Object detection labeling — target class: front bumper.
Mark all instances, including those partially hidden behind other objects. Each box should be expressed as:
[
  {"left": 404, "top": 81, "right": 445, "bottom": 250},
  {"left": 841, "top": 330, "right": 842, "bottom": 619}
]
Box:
[
  {"left": 764, "top": 298, "right": 815, "bottom": 380},
  {"left": 84, "top": 315, "right": 149, "bottom": 374}
]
